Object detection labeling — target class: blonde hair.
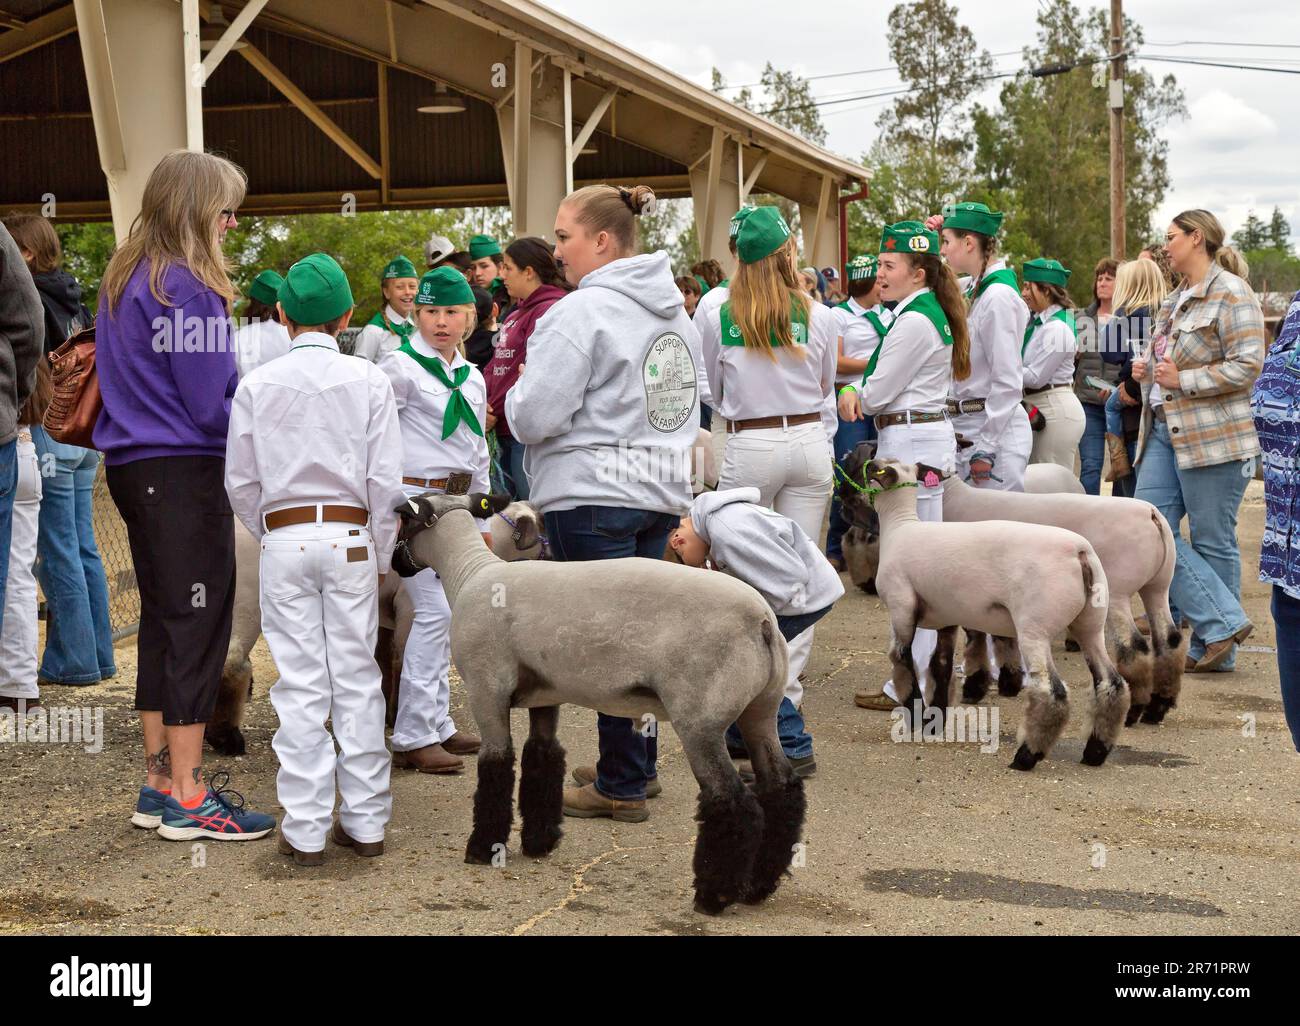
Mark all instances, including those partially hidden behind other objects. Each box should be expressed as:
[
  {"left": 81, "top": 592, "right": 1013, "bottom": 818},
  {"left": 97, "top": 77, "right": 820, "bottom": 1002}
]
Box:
[
  {"left": 728, "top": 238, "right": 811, "bottom": 362},
  {"left": 2, "top": 212, "right": 62, "bottom": 273},
  {"left": 561, "top": 184, "right": 655, "bottom": 254},
  {"left": 1172, "top": 209, "right": 1249, "bottom": 279},
  {"left": 102, "top": 150, "right": 247, "bottom": 314},
  {"left": 415, "top": 302, "right": 477, "bottom": 357},
  {"left": 1112, "top": 259, "right": 1169, "bottom": 315}
]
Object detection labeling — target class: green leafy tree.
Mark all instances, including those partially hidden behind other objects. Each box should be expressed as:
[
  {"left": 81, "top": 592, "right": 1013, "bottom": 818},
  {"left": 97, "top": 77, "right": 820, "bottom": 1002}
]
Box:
[
  {"left": 54, "top": 222, "right": 116, "bottom": 313},
  {"left": 1267, "top": 206, "right": 1292, "bottom": 254},
  {"left": 1232, "top": 211, "right": 1269, "bottom": 252},
  {"left": 1242, "top": 249, "right": 1300, "bottom": 296}
]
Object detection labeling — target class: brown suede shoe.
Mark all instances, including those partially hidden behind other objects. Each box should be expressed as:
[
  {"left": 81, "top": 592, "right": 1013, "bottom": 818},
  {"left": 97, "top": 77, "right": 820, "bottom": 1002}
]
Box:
[
  {"left": 331, "top": 820, "right": 384, "bottom": 857},
  {"left": 0, "top": 696, "right": 39, "bottom": 712},
  {"left": 441, "top": 731, "right": 481, "bottom": 756},
  {"left": 562, "top": 783, "right": 648, "bottom": 822},
  {"left": 393, "top": 743, "right": 464, "bottom": 774},
  {"left": 854, "top": 687, "right": 897, "bottom": 711},
  {"left": 827, "top": 555, "right": 845, "bottom": 573},
  {"left": 571, "top": 765, "right": 662, "bottom": 799},
  {"left": 278, "top": 835, "right": 324, "bottom": 866}
]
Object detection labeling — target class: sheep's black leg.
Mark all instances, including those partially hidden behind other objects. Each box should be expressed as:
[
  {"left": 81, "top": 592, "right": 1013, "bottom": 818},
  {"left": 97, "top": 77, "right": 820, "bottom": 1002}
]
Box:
[
  {"left": 888, "top": 613, "right": 922, "bottom": 730},
  {"left": 519, "top": 706, "right": 565, "bottom": 857},
  {"left": 1011, "top": 642, "right": 1069, "bottom": 771},
  {"left": 465, "top": 735, "right": 515, "bottom": 865},
  {"left": 735, "top": 697, "right": 805, "bottom": 906},
  {"left": 993, "top": 635, "right": 1023, "bottom": 697},
  {"left": 961, "top": 629, "right": 991, "bottom": 704},
  {"left": 928, "top": 627, "right": 957, "bottom": 715},
  {"left": 206, "top": 666, "right": 249, "bottom": 756},
  {"left": 1141, "top": 599, "right": 1186, "bottom": 725}
]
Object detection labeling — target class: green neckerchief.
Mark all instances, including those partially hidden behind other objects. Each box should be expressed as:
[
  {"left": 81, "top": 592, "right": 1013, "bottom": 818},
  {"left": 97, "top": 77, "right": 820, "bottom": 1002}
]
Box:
[
  {"left": 966, "top": 266, "right": 1019, "bottom": 304},
  {"left": 1021, "top": 307, "right": 1077, "bottom": 358},
  {"left": 837, "top": 301, "right": 890, "bottom": 381},
  {"left": 719, "top": 298, "right": 809, "bottom": 347},
  {"left": 886, "top": 291, "right": 952, "bottom": 346},
  {"left": 396, "top": 342, "right": 483, "bottom": 440},
  {"left": 368, "top": 309, "right": 414, "bottom": 345}
]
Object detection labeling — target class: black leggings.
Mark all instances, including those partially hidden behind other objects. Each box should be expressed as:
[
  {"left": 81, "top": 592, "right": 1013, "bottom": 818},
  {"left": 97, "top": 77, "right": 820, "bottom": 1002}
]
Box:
[{"left": 106, "top": 456, "right": 235, "bottom": 726}]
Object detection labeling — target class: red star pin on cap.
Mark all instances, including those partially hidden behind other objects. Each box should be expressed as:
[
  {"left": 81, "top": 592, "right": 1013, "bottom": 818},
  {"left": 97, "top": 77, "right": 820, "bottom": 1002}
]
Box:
[{"left": 884, "top": 237, "right": 897, "bottom": 250}]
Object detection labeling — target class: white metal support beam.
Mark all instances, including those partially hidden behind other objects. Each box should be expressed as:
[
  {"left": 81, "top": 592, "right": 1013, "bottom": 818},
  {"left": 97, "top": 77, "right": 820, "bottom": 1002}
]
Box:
[
  {"left": 700, "top": 127, "right": 725, "bottom": 254},
  {"left": 199, "top": 0, "right": 268, "bottom": 83},
  {"left": 512, "top": 40, "right": 533, "bottom": 233},
  {"left": 182, "top": 0, "right": 203, "bottom": 150},
  {"left": 0, "top": 3, "right": 77, "bottom": 65},
  {"left": 799, "top": 173, "right": 839, "bottom": 270},
  {"left": 741, "top": 153, "right": 767, "bottom": 203}
]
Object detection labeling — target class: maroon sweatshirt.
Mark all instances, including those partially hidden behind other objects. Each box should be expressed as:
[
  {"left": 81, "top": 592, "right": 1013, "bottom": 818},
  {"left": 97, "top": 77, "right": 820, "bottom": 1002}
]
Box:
[{"left": 485, "top": 284, "right": 568, "bottom": 439}]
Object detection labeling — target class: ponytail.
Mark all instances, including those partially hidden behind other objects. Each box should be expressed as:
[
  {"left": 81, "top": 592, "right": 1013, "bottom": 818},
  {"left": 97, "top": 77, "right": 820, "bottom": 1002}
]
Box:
[
  {"left": 1215, "top": 245, "right": 1249, "bottom": 279},
  {"left": 913, "top": 254, "right": 971, "bottom": 381},
  {"left": 562, "top": 183, "right": 656, "bottom": 254}
]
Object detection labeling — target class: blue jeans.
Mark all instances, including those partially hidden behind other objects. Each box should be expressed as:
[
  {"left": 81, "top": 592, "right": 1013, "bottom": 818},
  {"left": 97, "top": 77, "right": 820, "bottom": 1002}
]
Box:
[
  {"left": 700, "top": 401, "right": 713, "bottom": 431},
  {"left": 1271, "top": 586, "right": 1300, "bottom": 752},
  {"left": 1079, "top": 401, "right": 1106, "bottom": 495},
  {"left": 32, "top": 427, "right": 116, "bottom": 683},
  {"left": 0, "top": 438, "right": 15, "bottom": 622},
  {"left": 1134, "top": 420, "right": 1252, "bottom": 669},
  {"left": 495, "top": 433, "right": 529, "bottom": 500},
  {"left": 826, "top": 414, "right": 876, "bottom": 559},
  {"left": 726, "top": 606, "right": 831, "bottom": 760},
  {"left": 543, "top": 504, "right": 678, "bottom": 801}
]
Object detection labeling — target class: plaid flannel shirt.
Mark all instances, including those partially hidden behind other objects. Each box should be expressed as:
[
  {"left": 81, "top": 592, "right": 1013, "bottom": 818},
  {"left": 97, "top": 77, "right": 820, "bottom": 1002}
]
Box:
[
  {"left": 1251, "top": 291, "right": 1300, "bottom": 600},
  {"left": 1135, "top": 262, "right": 1265, "bottom": 470}
]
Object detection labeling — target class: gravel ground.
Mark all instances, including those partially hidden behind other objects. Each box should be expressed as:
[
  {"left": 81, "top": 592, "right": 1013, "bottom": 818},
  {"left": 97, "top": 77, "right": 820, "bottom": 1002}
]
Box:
[{"left": 1, "top": 481, "right": 1295, "bottom": 936}]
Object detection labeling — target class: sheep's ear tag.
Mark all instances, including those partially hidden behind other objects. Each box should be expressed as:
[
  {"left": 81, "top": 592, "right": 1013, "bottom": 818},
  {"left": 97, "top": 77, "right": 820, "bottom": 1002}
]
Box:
[
  {"left": 478, "top": 497, "right": 491, "bottom": 514},
  {"left": 923, "top": 470, "right": 941, "bottom": 488}
]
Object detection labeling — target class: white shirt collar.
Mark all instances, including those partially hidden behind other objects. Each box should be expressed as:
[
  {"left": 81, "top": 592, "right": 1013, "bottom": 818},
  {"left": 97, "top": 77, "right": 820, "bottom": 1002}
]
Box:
[
  {"left": 289, "top": 331, "right": 339, "bottom": 353},
  {"left": 385, "top": 304, "right": 414, "bottom": 327},
  {"left": 891, "top": 286, "right": 932, "bottom": 316},
  {"left": 979, "top": 259, "right": 1008, "bottom": 282},
  {"left": 1039, "top": 303, "right": 1063, "bottom": 321},
  {"left": 846, "top": 296, "right": 867, "bottom": 316},
  {"left": 411, "top": 333, "right": 465, "bottom": 367}
]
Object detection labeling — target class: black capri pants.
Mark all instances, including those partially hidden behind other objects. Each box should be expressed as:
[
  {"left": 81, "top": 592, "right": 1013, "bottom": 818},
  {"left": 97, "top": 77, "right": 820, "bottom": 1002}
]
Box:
[{"left": 106, "top": 455, "right": 236, "bottom": 725}]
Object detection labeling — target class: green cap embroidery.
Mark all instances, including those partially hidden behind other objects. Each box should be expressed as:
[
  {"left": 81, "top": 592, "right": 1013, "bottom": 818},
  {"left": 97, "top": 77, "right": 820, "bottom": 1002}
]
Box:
[
  {"left": 729, "top": 205, "right": 757, "bottom": 239},
  {"left": 735, "top": 206, "right": 792, "bottom": 264},
  {"left": 846, "top": 254, "right": 878, "bottom": 281},
  {"left": 941, "top": 201, "right": 1004, "bottom": 237},
  {"left": 416, "top": 266, "right": 476, "bottom": 307},
  {"left": 1022, "top": 257, "right": 1072, "bottom": 288},
  {"left": 382, "top": 255, "right": 417, "bottom": 281},
  {"left": 468, "top": 234, "right": 502, "bottom": 260},
  {"left": 880, "top": 221, "right": 938, "bottom": 256},
  {"left": 278, "top": 253, "right": 354, "bottom": 326},
  {"left": 248, "top": 269, "right": 284, "bottom": 307}
]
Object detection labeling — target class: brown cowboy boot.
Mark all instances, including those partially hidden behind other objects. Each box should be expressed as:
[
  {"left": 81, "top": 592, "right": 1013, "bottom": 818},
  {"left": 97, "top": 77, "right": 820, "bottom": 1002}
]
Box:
[
  {"left": 1104, "top": 433, "right": 1132, "bottom": 481},
  {"left": 393, "top": 743, "right": 464, "bottom": 774}
]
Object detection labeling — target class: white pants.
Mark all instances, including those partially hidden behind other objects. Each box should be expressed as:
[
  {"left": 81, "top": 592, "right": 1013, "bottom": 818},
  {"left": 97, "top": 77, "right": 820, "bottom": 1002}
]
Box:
[
  {"left": 719, "top": 420, "right": 833, "bottom": 707},
  {"left": 261, "top": 522, "right": 391, "bottom": 851},
  {"left": 392, "top": 565, "right": 459, "bottom": 750},
  {"left": 0, "top": 437, "right": 41, "bottom": 699},
  {"left": 952, "top": 406, "right": 1031, "bottom": 492},
  {"left": 1027, "top": 387, "right": 1086, "bottom": 471},
  {"left": 876, "top": 419, "right": 956, "bottom": 705}
]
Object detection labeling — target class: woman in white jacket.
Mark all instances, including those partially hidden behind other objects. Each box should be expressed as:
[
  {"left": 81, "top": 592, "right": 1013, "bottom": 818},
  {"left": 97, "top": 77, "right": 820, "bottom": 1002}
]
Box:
[
  {"left": 698, "top": 204, "right": 837, "bottom": 775},
  {"left": 506, "top": 183, "right": 702, "bottom": 824},
  {"left": 1020, "top": 258, "right": 1085, "bottom": 470}
]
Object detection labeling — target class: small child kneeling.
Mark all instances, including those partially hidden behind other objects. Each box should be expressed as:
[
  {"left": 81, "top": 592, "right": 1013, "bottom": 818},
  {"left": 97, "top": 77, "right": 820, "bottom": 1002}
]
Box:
[{"left": 668, "top": 488, "right": 844, "bottom": 775}]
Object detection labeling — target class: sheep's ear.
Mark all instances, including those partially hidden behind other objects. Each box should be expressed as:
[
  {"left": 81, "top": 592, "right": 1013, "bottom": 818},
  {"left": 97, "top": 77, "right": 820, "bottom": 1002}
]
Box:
[
  {"left": 915, "top": 463, "right": 948, "bottom": 487},
  {"left": 866, "top": 460, "right": 898, "bottom": 488},
  {"left": 953, "top": 433, "right": 975, "bottom": 450},
  {"left": 514, "top": 512, "right": 541, "bottom": 551},
  {"left": 467, "top": 492, "right": 512, "bottom": 519}
]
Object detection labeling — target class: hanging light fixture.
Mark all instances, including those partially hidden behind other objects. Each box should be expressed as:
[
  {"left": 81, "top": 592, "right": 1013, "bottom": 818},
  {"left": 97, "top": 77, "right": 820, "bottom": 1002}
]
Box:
[
  {"left": 200, "top": 7, "right": 248, "bottom": 52},
  {"left": 417, "top": 84, "right": 466, "bottom": 114}
]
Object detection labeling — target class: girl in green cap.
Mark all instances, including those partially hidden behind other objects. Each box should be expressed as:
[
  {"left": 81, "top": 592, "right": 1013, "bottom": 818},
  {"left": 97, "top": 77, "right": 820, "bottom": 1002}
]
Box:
[
  {"left": 698, "top": 204, "right": 839, "bottom": 773},
  {"left": 377, "top": 265, "right": 489, "bottom": 774},
  {"left": 1020, "top": 259, "right": 1085, "bottom": 471},
  {"left": 926, "top": 202, "right": 1033, "bottom": 490},
  {"left": 232, "top": 268, "right": 290, "bottom": 377},
  {"left": 353, "top": 256, "right": 419, "bottom": 364}
]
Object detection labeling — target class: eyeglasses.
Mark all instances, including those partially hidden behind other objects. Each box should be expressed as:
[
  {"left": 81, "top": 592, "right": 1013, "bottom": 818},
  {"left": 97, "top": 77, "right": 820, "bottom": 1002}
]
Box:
[
  {"left": 220, "top": 209, "right": 238, "bottom": 223},
  {"left": 1165, "top": 230, "right": 1188, "bottom": 243}
]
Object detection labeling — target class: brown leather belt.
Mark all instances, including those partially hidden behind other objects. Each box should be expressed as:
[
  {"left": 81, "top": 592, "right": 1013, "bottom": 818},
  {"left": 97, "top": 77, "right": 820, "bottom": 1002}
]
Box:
[
  {"left": 725, "top": 412, "right": 821, "bottom": 433},
  {"left": 403, "top": 475, "right": 448, "bottom": 489},
  {"left": 874, "top": 410, "right": 948, "bottom": 430},
  {"left": 1024, "top": 383, "right": 1071, "bottom": 397},
  {"left": 264, "top": 504, "right": 368, "bottom": 531},
  {"left": 947, "top": 398, "right": 986, "bottom": 416}
]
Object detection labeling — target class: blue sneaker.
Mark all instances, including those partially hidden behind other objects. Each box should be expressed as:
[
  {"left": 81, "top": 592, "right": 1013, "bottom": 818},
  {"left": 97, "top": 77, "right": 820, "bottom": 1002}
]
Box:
[
  {"left": 131, "top": 785, "right": 170, "bottom": 829},
  {"left": 156, "top": 772, "right": 276, "bottom": 842}
]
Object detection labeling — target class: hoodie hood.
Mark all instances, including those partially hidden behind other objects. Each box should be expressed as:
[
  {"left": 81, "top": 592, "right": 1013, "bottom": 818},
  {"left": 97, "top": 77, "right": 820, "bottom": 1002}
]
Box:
[
  {"left": 579, "top": 252, "right": 683, "bottom": 319},
  {"left": 691, "top": 487, "right": 761, "bottom": 546},
  {"left": 32, "top": 269, "right": 90, "bottom": 347}
]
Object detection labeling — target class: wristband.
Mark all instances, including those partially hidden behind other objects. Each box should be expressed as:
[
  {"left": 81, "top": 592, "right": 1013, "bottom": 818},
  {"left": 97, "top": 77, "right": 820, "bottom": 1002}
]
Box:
[{"left": 838, "top": 384, "right": 858, "bottom": 397}]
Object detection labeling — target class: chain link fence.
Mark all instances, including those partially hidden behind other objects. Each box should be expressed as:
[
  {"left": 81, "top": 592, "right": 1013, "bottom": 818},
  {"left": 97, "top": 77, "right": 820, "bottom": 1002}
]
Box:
[{"left": 91, "top": 462, "right": 140, "bottom": 640}]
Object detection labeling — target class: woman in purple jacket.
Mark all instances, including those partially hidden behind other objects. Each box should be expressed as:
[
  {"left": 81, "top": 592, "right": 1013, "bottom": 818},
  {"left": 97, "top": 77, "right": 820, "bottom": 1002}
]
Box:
[
  {"left": 96, "top": 151, "right": 274, "bottom": 841},
  {"left": 484, "top": 236, "right": 571, "bottom": 499}
]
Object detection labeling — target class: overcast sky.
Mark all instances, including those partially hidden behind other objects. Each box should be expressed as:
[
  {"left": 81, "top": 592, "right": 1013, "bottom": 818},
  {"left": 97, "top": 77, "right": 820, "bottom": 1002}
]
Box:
[{"left": 545, "top": 0, "right": 1299, "bottom": 244}]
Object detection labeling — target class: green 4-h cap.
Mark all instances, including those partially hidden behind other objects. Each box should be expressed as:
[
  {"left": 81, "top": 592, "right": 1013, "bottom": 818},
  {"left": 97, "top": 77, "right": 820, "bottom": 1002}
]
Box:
[
  {"left": 729, "top": 205, "right": 757, "bottom": 239},
  {"left": 846, "top": 254, "right": 878, "bottom": 281},
  {"left": 1023, "top": 257, "right": 1071, "bottom": 287},
  {"left": 735, "top": 206, "right": 792, "bottom": 264},
  {"left": 941, "top": 201, "right": 1004, "bottom": 237},
  {"left": 416, "top": 265, "right": 476, "bottom": 307},
  {"left": 880, "top": 221, "right": 939, "bottom": 256},
  {"left": 248, "top": 269, "right": 284, "bottom": 307},
  {"left": 382, "top": 255, "right": 417, "bottom": 281},
  {"left": 468, "top": 234, "right": 502, "bottom": 260},
  {"left": 279, "top": 253, "right": 354, "bottom": 325}
]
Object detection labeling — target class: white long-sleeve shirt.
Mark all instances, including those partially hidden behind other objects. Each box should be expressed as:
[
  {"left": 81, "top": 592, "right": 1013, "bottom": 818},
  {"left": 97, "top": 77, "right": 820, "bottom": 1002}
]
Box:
[
  {"left": 379, "top": 336, "right": 491, "bottom": 495},
  {"left": 353, "top": 304, "right": 416, "bottom": 364},
  {"left": 855, "top": 288, "right": 952, "bottom": 416},
  {"left": 224, "top": 332, "right": 404, "bottom": 572},
  {"left": 1021, "top": 304, "right": 1077, "bottom": 390},
  {"left": 691, "top": 285, "right": 728, "bottom": 408},
  {"left": 833, "top": 298, "right": 892, "bottom": 387},
  {"left": 700, "top": 294, "right": 837, "bottom": 431},
  {"left": 952, "top": 259, "right": 1029, "bottom": 454},
  {"left": 232, "top": 318, "right": 291, "bottom": 378}
]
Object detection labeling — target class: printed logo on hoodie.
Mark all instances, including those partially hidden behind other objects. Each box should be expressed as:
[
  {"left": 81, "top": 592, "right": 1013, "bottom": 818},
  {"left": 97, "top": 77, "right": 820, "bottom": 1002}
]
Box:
[{"left": 643, "top": 331, "right": 697, "bottom": 433}]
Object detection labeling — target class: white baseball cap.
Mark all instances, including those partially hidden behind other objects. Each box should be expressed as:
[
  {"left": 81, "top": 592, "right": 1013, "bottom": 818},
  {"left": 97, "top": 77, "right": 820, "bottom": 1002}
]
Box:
[{"left": 424, "top": 233, "right": 456, "bottom": 266}]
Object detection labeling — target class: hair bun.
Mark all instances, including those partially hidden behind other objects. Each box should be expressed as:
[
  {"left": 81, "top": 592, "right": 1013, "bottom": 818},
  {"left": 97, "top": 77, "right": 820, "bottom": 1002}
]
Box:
[{"left": 621, "top": 185, "right": 657, "bottom": 217}]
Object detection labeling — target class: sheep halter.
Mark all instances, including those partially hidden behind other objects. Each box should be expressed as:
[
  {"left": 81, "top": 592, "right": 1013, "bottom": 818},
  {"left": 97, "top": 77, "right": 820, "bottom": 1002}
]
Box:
[{"left": 865, "top": 479, "right": 918, "bottom": 508}]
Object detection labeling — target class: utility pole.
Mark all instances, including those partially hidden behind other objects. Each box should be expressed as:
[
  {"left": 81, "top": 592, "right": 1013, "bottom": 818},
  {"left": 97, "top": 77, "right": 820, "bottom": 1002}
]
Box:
[{"left": 1109, "top": 0, "right": 1125, "bottom": 260}]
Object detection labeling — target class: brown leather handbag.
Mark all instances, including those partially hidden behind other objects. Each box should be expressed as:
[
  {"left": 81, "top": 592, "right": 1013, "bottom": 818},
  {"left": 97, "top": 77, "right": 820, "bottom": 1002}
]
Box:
[{"left": 43, "top": 324, "right": 102, "bottom": 448}]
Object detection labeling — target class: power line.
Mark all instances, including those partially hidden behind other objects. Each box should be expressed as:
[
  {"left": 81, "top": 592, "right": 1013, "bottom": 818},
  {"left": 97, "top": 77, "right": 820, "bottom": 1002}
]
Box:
[
  {"left": 716, "top": 49, "right": 1025, "bottom": 91},
  {"left": 1137, "top": 54, "right": 1300, "bottom": 75},
  {"left": 1146, "top": 39, "right": 1300, "bottom": 49}
]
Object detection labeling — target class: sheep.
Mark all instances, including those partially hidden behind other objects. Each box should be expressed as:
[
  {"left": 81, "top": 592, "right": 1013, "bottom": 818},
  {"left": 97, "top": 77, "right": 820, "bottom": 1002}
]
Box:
[
  {"left": 840, "top": 502, "right": 880, "bottom": 593},
  {"left": 938, "top": 472, "right": 1184, "bottom": 726},
  {"left": 393, "top": 491, "right": 805, "bottom": 915},
  {"left": 850, "top": 456, "right": 1130, "bottom": 769},
  {"left": 205, "top": 502, "right": 546, "bottom": 755},
  {"left": 1024, "top": 462, "right": 1086, "bottom": 495}
]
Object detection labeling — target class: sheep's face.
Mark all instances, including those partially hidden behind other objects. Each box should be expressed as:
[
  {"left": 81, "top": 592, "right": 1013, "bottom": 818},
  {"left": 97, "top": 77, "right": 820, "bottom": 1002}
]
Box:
[
  {"left": 863, "top": 458, "right": 910, "bottom": 493},
  {"left": 395, "top": 491, "right": 511, "bottom": 542},
  {"left": 839, "top": 440, "right": 879, "bottom": 524}
]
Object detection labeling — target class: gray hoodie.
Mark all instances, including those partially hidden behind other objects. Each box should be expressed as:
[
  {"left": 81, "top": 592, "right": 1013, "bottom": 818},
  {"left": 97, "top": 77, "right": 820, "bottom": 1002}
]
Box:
[
  {"left": 0, "top": 225, "right": 43, "bottom": 446},
  {"left": 691, "top": 487, "right": 844, "bottom": 617},
  {"left": 505, "top": 251, "right": 702, "bottom": 516}
]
